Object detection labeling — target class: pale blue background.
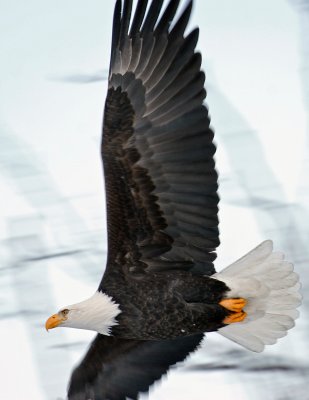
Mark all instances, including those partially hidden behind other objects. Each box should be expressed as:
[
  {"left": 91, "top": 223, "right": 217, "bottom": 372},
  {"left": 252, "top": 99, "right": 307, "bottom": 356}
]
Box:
[{"left": 0, "top": 0, "right": 308, "bottom": 399}]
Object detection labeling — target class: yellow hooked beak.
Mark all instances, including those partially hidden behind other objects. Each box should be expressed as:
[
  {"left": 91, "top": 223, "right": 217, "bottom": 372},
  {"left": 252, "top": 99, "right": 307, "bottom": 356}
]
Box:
[{"left": 45, "top": 313, "right": 65, "bottom": 331}]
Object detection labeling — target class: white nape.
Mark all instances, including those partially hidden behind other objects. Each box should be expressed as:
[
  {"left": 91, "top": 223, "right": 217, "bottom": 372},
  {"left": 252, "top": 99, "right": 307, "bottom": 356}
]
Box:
[{"left": 61, "top": 291, "right": 121, "bottom": 336}]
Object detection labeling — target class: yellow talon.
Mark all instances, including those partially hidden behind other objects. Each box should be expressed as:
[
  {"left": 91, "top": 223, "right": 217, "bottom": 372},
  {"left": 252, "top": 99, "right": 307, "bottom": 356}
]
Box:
[
  {"left": 223, "top": 311, "right": 247, "bottom": 324},
  {"left": 219, "top": 298, "right": 247, "bottom": 312}
]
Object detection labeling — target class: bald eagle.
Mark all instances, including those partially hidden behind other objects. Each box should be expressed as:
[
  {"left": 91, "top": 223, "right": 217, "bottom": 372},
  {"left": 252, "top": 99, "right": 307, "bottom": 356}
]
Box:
[{"left": 46, "top": 0, "right": 301, "bottom": 398}]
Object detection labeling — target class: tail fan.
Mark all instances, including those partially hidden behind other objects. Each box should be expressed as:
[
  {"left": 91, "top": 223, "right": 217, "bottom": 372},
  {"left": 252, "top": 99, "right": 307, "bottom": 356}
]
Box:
[{"left": 214, "top": 241, "right": 302, "bottom": 352}]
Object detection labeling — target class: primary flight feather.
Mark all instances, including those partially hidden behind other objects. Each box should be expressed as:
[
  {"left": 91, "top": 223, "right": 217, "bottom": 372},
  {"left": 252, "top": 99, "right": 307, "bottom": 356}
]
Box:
[{"left": 45, "top": 0, "right": 302, "bottom": 397}]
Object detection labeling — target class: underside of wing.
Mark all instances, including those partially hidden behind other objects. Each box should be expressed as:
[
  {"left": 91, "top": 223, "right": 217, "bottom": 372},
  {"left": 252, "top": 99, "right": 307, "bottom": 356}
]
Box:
[
  {"left": 67, "top": 333, "right": 204, "bottom": 400},
  {"left": 101, "top": 0, "right": 219, "bottom": 279}
]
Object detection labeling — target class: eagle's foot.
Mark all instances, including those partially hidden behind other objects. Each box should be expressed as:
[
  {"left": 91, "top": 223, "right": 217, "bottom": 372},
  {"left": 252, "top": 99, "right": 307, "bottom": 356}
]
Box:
[
  {"left": 219, "top": 298, "right": 247, "bottom": 312},
  {"left": 223, "top": 311, "right": 247, "bottom": 324}
]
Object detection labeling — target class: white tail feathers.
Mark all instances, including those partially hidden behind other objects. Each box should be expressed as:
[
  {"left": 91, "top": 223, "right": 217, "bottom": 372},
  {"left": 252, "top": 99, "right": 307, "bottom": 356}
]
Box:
[{"left": 214, "top": 241, "right": 302, "bottom": 352}]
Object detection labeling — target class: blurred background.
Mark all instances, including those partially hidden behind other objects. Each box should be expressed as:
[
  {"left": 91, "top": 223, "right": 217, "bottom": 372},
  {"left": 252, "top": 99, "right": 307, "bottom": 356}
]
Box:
[{"left": 0, "top": 0, "right": 308, "bottom": 399}]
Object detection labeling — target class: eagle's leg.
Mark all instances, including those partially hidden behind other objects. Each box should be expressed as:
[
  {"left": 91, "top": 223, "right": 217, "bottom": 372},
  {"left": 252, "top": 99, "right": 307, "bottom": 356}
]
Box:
[
  {"left": 219, "top": 298, "right": 247, "bottom": 312},
  {"left": 223, "top": 311, "right": 247, "bottom": 324},
  {"left": 219, "top": 298, "right": 247, "bottom": 324},
  {"left": 219, "top": 297, "right": 247, "bottom": 324}
]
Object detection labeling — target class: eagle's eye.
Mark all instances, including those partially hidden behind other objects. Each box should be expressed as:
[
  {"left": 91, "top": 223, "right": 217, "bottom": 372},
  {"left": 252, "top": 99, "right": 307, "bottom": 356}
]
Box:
[{"left": 60, "top": 309, "right": 70, "bottom": 317}]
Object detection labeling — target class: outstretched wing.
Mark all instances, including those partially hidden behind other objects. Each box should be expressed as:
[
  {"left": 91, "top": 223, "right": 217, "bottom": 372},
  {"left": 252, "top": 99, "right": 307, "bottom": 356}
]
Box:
[
  {"left": 67, "top": 333, "right": 203, "bottom": 400},
  {"left": 101, "top": 0, "right": 219, "bottom": 279}
]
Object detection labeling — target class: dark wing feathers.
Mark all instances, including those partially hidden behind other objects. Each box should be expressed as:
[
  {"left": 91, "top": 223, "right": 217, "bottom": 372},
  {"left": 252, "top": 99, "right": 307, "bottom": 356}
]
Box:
[
  {"left": 101, "top": 0, "right": 219, "bottom": 279},
  {"left": 155, "top": 0, "right": 180, "bottom": 35},
  {"left": 130, "top": 0, "right": 148, "bottom": 37},
  {"left": 110, "top": 0, "right": 122, "bottom": 74},
  {"left": 119, "top": 0, "right": 132, "bottom": 49},
  {"left": 142, "top": 0, "right": 164, "bottom": 34},
  {"left": 67, "top": 334, "right": 203, "bottom": 400}
]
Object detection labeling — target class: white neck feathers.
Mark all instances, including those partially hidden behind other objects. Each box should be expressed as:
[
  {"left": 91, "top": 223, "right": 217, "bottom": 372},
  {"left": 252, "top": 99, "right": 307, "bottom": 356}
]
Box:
[{"left": 66, "top": 291, "right": 121, "bottom": 335}]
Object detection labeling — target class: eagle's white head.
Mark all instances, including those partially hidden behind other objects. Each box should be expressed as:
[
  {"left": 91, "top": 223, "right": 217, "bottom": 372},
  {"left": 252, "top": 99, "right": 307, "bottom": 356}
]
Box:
[{"left": 45, "top": 291, "right": 121, "bottom": 335}]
